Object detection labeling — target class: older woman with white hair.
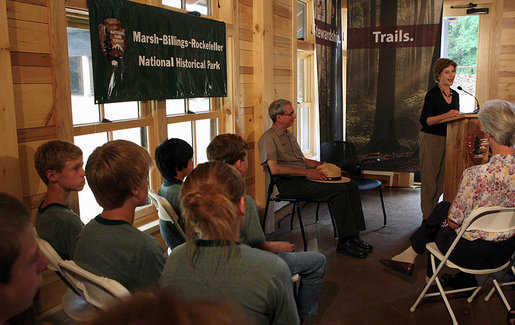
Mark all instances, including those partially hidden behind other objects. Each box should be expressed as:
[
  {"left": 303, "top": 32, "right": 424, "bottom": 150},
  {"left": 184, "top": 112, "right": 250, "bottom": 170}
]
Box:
[{"left": 381, "top": 99, "right": 514, "bottom": 287}]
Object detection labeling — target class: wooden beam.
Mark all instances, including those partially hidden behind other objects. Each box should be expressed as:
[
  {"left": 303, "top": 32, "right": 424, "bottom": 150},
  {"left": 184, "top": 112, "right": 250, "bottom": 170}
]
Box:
[
  {"left": 0, "top": 0, "right": 23, "bottom": 198},
  {"left": 253, "top": 0, "right": 274, "bottom": 230},
  {"left": 49, "top": 0, "right": 74, "bottom": 141}
]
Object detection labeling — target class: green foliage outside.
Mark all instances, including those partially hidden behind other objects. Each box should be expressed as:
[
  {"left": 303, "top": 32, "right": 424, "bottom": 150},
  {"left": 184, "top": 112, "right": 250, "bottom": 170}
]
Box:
[{"left": 447, "top": 16, "right": 478, "bottom": 74}]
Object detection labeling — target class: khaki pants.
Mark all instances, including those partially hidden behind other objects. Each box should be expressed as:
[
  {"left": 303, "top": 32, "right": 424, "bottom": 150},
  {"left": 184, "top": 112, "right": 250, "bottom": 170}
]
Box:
[{"left": 419, "top": 131, "right": 446, "bottom": 219}]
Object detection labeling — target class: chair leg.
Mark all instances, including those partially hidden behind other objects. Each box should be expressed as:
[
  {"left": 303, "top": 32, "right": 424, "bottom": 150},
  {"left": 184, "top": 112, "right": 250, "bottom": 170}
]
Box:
[
  {"left": 411, "top": 254, "right": 458, "bottom": 325},
  {"left": 485, "top": 264, "right": 515, "bottom": 303},
  {"left": 378, "top": 186, "right": 387, "bottom": 227},
  {"left": 411, "top": 254, "right": 439, "bottom": 312},
  {"left": 290, "top": 203, "right": 296, "bottom": 232},
  {"left": 430, "top": 255, "right": 458, "bottom": 325},
  {"left": 295, "top": 202, "right": 307, "bottom": 252},
  {"left": 262, "top": 198, "right": 271, "bottom": 230},
  {"left": 315, "top": 203, "right": 320, "bottom": 223},
  {"left": 467, "top": 273, "right": 490, "bottom": 303},
  {"left": 491, "top": 279, "right": 512, "bottom": 310},
  {"left": 327, "top": 202, "right": 338, "bottom": 239}
]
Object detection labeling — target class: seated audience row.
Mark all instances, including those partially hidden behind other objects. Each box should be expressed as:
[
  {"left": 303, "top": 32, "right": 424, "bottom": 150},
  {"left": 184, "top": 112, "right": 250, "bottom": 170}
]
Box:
[{"left": 33, "top": 137, "right": 308, "bottom": 323}]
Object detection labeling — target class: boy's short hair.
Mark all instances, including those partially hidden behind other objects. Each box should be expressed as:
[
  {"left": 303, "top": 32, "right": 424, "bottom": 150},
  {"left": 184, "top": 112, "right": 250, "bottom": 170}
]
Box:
[
  {"left": 34, "top": 140, "right": 83, "bottom": 185},
  {"left": 0, "top": 193, "right": 31, "bottom": 283},
  {"left": 86, "top": 140, "right": 152, "bottom": 210},
  {"left": 155, "top": 138, "right": 193, "bottom": 181},
  {"left": 206, "top": 134, "right": 248, "bottom": 165}
]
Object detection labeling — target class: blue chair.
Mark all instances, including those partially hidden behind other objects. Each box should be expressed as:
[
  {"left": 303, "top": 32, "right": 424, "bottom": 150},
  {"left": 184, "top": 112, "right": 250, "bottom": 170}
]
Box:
[{"left": 321, "top": 141, "right": 387, "bottom": 227}]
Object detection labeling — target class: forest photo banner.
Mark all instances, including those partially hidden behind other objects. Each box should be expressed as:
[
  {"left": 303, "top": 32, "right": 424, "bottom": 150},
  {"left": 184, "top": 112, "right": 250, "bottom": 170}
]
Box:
[
  {"left": 88, "top": 0, "right": 227, "bottom": 104},
  {"left": 346, "top": 0, "right": 443, "bottom": 172}
]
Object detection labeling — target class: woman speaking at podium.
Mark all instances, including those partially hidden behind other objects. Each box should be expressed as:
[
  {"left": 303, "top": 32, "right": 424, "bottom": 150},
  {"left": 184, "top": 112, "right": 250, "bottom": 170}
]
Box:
[{"left": 419, "top": 58, "right": 461, "bottom": 219}]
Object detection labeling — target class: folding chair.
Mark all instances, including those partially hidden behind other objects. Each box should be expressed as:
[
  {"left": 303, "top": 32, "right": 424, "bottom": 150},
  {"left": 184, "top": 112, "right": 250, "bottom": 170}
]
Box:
[
  {"left": 58, "top": 260, "right": 130, "bottom": 310},
  {"left": 410, "top": 206, "right": 515, "bottom": 325},
  {"left": 261, "top": 165, "right": 337, "bottom": 251},
  {"left": 148, "top": 188, "right": 186, "bottom": 241},
  {"left": 34, "top": 231, "right": 96, "bottom": 320}
]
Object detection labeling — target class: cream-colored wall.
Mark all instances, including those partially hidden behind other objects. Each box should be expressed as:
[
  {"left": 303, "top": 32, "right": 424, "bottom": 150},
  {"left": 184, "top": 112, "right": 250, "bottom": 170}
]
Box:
[{"left": 1, "top": 0, "right": 513, "bottom": 317}]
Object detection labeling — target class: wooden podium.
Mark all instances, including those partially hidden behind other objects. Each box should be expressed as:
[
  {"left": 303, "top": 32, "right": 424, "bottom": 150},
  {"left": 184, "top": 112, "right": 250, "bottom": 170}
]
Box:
[{"left": 439, "top": 114, "right": 486, "bottom": 202}]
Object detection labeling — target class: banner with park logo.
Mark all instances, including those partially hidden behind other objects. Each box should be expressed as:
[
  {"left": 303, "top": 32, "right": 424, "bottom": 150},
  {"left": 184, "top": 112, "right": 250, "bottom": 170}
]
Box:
[
  {"left": 88, "top": 0, "right": 227, "bottom": 104},
  {"left": 346, "top": 0, "right": 443, "bottom": 172}
]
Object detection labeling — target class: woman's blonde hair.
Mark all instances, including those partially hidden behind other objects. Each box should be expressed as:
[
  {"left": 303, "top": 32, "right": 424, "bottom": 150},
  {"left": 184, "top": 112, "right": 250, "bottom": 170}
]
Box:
[{"left": 180, "top": 161, "right": 244, "bottom": 243}]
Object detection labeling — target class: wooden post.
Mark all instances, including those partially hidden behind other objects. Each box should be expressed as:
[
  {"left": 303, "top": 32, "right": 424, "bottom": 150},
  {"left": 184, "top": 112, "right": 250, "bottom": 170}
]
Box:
[
  {"left": 0, "top": 0, "right": 23, "bottom": 199},
  {"left": 253, "top": 0, "right": 274, "bottom": 231}
]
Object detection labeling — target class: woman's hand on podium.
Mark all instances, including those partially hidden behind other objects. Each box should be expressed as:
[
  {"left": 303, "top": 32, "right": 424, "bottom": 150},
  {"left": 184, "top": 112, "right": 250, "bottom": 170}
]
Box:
[{"left": 445, "top": 109, "right": 461, "bottom": 119}]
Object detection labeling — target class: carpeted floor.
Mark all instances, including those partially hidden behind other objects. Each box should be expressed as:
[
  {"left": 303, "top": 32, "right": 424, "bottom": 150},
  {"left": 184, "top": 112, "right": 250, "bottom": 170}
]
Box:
[{"left": 267, "top": 187, "right": 514, "bottom": 325}]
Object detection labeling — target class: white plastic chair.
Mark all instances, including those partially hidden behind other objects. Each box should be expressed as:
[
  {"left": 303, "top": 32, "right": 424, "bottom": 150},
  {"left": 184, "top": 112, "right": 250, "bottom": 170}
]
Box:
[
  {"left": 148, "top": 188, "right": 186, "bottom": 240},
  {"left": 33, "top": 228, "right": 62, "bottom": 273},
  {"left": 410, "top": 206, "right": 515, "bottom": 325},
  {"left": 34, "top": 231, "right": 96, "bottom": 320},
  {"left": 58, "top": 260, "right": 130, "bottom": 310}
]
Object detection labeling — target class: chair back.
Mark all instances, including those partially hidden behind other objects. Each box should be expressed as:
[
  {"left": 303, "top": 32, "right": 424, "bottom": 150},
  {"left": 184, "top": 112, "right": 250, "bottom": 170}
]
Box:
[
  {"left": 264, "top": 164, "right": 278, "bottom": 197},
  {"left": 58, "top": 260, "right": 130, "bottom": 310},
  {"left": 148, "top": 189, "right": 186, "bottom": 240},
  {"left": 34, "top": 230, "right": 63, "bottom": 273},
  {"left": 460, "top": 206, "right": 515, "bottom": 234},
  {"left": 321, "top": 141, "right": 360, "bottom": 175}
]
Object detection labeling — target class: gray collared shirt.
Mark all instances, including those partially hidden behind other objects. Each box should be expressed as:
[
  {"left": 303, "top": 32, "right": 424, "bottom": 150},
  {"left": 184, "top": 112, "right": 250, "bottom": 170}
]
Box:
[{"left": 258, "top": 124, "right": 307, "bottom": 169}]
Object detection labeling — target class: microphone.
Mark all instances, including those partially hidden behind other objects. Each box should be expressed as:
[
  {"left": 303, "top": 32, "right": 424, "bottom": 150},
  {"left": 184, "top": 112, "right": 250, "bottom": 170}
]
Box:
[{"left": 457, "top": 86, "right": 480, "bottom": 113}]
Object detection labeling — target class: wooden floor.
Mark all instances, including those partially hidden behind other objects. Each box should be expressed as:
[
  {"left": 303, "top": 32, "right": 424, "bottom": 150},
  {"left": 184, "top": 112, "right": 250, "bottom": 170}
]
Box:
[{"left": 267, "top": 187, "right": 514, "bottom": 325}]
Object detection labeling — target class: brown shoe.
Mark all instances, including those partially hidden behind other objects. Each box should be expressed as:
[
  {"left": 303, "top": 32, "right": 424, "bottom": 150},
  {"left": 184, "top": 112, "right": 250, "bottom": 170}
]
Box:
[{"left": 380, "top": 259, "right": 414, "bottom": 276}]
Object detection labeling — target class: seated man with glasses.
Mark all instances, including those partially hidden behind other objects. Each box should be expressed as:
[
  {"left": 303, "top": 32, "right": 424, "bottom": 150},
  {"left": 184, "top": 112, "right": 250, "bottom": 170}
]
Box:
[{"left": 258, "top": 99, "right": 372, "bottom": 258}]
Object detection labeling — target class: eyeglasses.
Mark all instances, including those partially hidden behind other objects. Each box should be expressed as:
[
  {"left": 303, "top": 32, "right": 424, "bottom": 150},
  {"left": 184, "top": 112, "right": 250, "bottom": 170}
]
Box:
[{"left": 281, "top": 111, "right": 295, "bottom": 116}]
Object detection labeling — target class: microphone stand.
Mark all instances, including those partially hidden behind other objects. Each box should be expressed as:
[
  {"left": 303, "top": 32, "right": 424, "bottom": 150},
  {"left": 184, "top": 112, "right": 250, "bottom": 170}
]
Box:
[{"left": 457, "top": 86, "right": 480, "bottom": 113}]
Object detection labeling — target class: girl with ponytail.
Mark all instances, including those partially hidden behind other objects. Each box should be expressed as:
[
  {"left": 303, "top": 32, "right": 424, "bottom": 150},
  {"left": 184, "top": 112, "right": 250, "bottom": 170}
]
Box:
[{"left": 160, "top": 161, "right": 299, "bottom": 325}]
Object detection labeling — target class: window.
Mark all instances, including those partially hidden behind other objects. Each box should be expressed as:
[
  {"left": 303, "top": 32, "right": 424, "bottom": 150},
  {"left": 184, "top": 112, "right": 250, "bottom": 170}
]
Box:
[
  {"left": 166, "top": 98, "right": 220, "bottom": 165},
  {"left": 296, "top": 1, "right": 316, "bottom": 157},
  {"left": 297, "top": 0, "right": 307, "bottom": 40},
  {"left": 66, "top": 5, "right": 221, "bottom": 225},
  {"left": 441, "top": 16, "right": 479, "bottom": 113},
  {"left": 296, "top": 55, "right": 315, "bottom": 155},
  {"left": 162, "top": 0, "right": 210, "bottom": 15}
]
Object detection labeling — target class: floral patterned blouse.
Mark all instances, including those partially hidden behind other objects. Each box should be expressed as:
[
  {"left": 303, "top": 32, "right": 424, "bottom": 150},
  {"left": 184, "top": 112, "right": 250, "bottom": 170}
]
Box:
[{"left": 448, "top": 154, "right": 515, "bottom": 241}]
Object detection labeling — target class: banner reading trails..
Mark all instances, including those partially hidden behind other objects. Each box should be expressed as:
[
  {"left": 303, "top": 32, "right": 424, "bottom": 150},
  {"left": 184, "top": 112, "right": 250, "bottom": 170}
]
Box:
[
  {"left": 346, "top": 0, "right": 443, "bottom": 173},
  {"left": 88, "top": 0, "right": 227, "bottom": 104}
]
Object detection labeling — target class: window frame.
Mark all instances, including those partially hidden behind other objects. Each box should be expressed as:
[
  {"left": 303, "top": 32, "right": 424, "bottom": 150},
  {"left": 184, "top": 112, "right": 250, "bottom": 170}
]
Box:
[
  {"left": 65, "top": 3, "right": 224, "bottom": 225},
  {"left": 295, "top": 0, "right": 316, "bottom": 158},
  {"left": 296, "top": 52, "right": 316, "bottom": 157}
]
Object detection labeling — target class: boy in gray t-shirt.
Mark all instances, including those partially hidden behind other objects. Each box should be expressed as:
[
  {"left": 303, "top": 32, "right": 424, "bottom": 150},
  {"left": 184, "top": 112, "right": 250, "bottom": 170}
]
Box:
[
  {"left": 34, "top": 140, "right": 85, "bottom": 260},
  {"left": 74, "top": 140, "right": 165, "bottom": 292}
]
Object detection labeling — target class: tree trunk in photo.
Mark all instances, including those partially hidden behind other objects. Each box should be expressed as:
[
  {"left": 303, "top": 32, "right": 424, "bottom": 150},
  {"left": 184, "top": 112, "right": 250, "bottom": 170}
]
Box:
[
  {"left": 368, "top": 0, "right": 378, "bottom": 97},
  {"left": 363, "top": 0, "right": 402, "bottom": 153}
]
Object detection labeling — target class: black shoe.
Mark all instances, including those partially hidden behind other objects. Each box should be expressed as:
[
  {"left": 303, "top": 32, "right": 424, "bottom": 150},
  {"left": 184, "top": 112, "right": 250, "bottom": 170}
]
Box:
[
  {"left": 352, "top": 236, "right": 373, "bottom": 252},
  {"left": 337, "top": 239, "right": 367, "bottom": 258},
  {"left": 440, "top": 272, "right": 477, "bottom": 289}
]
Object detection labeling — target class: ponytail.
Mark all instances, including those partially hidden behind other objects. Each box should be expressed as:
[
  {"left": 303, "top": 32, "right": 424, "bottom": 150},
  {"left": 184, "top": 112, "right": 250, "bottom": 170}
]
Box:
[{"left": 180, "top": 161, "right": 245, "bottom": 268}]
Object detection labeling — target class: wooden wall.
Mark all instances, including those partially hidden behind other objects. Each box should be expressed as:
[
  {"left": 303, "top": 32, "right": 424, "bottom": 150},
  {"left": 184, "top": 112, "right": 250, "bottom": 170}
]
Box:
[
  {"left": 490, "top": 0, "right": 515, "bottom": 102},
  {"left": 1, "top": 0, "right": 514, "bottom": 318}
]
